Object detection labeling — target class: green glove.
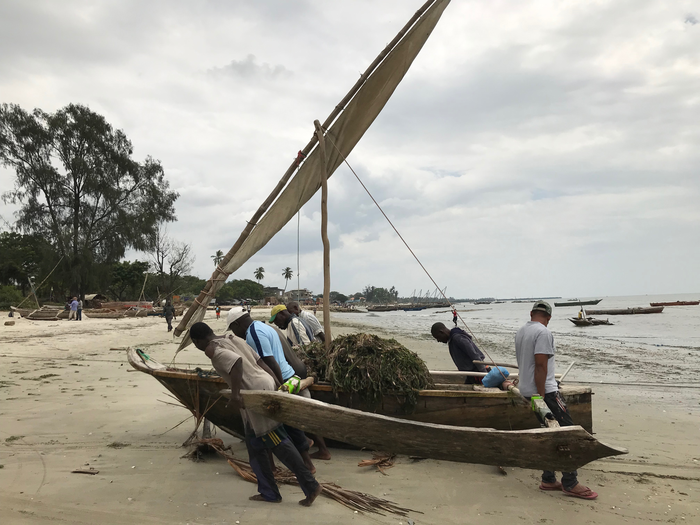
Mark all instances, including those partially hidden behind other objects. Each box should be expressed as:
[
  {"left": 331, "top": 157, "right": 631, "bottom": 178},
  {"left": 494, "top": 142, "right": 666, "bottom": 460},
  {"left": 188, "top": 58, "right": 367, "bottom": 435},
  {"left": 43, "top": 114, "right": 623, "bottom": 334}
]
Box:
[{"left": 530, "top": 395, "right": 543, "bottom": 412}]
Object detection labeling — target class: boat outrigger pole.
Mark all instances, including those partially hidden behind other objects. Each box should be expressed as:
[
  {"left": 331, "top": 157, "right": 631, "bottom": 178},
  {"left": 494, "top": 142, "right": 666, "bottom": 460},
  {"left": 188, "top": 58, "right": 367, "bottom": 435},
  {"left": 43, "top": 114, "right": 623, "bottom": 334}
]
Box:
[{"left": 315, "top": 120, "right": 332, "bottom": 351}]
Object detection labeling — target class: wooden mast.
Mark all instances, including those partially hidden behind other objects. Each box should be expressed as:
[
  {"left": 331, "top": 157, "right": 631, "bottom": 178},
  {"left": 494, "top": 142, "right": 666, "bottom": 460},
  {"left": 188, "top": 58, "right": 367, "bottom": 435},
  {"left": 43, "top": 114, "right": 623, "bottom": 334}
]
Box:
[{"left": 314, "top": 120, "right": 332, "bottom": 350}]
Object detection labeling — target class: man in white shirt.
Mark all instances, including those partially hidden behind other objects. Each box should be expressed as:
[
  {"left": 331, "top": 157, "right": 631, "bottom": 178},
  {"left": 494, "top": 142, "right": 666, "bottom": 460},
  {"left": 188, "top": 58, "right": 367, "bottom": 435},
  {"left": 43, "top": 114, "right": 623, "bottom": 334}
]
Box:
[
  {"left": 287, "top": 301, "right": 325, "bottom": 343},
  {"left": 515, "top": 301, "right": 598, "bottom": 500},
  {"left": 270, "top": 305, "right": 312, "bottom": 347}
]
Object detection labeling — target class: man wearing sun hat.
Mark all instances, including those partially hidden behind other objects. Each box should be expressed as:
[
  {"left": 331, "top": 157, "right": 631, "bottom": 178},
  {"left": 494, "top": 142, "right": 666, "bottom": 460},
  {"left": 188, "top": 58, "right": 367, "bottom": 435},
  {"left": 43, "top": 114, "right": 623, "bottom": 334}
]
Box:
[
  {"left": 515, "top": 300, "right": 598, "bottom": 500},
  {"left": 270, "top": 305, "right": 314, "bottom": 347}
]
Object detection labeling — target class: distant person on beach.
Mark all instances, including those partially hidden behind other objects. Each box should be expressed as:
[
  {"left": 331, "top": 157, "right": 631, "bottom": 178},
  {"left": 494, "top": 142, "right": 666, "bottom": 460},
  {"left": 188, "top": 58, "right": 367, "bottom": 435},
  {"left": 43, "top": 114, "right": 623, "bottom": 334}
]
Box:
[
  {"left": 189, "top": 322, "right": 321, "bottom": 506},
  {"left": 431, "top": 322, "right": 488, "bottom": 384},
  {"left": 77, "top": 298, "right": 83, "bottom": 321},
  {"left": 452, "top": 308, "right": 458, "bottom": 326},
  {"left": 287, "top": 301, "right": 325, "bottom": 343},
  {"left": 215, "top": 305, "right": 221, "bottom": 320},
  {"left": 68, "top": 297, "right": 79, "bottom": 321},
  {"left": 270, "top": 305, "right": 314, "bottom": 347},
  {"left": 163, "top": 301, "right": 175, "bottom": 332},
  {"left": 227, "top": 309, "right": 325, "bottom": 464},
  {"left": 515, "top": 300, "right": 598, "bottom": 500}
]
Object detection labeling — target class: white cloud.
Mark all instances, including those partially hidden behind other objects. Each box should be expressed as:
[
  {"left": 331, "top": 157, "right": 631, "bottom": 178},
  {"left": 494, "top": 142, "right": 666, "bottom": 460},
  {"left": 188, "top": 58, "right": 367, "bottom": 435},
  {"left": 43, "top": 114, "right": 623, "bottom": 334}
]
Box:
[{"left": 1, "top": 0, "right": 699, "bottom": 298}]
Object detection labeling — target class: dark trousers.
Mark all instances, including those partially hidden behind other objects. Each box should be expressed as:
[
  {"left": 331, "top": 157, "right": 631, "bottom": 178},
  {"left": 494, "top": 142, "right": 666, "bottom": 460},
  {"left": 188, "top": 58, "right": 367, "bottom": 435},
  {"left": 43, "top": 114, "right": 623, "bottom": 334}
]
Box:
[
  {"left": 541, "top": 391, "right": 578, "bottom": 490},
  {"left": 245, "top": 427, "right": 319, "bottom": 501},
  {"left": 165, "top": 316, "right": 173, "bottom": 331},
  {"left": 77, "top": 309, "right": 82, "bottom": 321},
  {"left": 285, "top": 425, "right": 310, "bottom": 452}
]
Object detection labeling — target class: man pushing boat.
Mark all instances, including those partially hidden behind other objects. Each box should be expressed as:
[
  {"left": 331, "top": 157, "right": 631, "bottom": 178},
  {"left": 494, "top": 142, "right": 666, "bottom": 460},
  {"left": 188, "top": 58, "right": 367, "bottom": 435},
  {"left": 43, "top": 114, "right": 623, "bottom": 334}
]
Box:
[
  {"left": 515, "top": 301, "right": 598, "bottom": 500},
  {"left": 189, "top": 322, "right": 322, "bottom": 506}
]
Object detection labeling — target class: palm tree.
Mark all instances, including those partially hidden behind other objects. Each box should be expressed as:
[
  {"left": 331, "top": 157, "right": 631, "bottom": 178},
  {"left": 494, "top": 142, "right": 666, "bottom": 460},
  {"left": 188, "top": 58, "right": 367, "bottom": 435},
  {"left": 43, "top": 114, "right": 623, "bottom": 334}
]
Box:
[
  {"left": 211, "top": 250, "right": 224, "bottom": 267},
  {"left": 282, "top": 267, "right": 293, "bottom": 293},
  {"left": 254, "top": 267, "right": 265, "bottom": 284}
]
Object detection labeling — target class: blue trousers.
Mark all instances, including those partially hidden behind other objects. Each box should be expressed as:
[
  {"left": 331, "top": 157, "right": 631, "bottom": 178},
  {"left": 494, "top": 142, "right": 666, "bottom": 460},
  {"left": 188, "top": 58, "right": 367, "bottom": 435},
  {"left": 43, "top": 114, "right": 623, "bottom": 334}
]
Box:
[{"left": 245, "top": 427, "right": 318, "bottom": 501}]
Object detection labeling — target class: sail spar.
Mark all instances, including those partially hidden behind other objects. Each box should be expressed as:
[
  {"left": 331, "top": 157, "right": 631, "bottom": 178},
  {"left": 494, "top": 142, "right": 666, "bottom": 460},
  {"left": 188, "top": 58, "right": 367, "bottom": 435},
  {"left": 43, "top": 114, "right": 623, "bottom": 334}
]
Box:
[{"left": 174, "top": 0, "right": 451, "bottom": 352}]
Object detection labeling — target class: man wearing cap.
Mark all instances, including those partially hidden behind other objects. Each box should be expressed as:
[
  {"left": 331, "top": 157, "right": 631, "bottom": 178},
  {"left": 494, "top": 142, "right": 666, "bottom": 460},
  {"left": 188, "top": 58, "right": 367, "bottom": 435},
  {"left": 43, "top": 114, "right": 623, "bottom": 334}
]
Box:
[
  {"left": 515, "top": 301, "right": 598, "bottom": 500},
  {"left": 270, "top": 305, "right": 313, "bottom": 347},
  {"left": 227, "top": 308, "right": 322, "bottom": 467},
  {"left": 287, "top": 301, "right": 325, "bottom": 343}
]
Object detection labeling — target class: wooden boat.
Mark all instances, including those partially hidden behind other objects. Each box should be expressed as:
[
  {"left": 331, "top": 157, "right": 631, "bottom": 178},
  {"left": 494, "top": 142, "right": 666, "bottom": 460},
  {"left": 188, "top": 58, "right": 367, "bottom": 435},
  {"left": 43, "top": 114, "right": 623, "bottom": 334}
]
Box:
[
  {"left": 649, "top": 301, "right": 699, "bottom": 307},
  {"left": 366, "top": 305, "right": 400, "bottom": 312},
  {"left": 241, "top": 391, "right": 626, "bottom": 472},
  {"left": 569, "top": 317, "right": 612, "bottom": 327},
  {"left": 127, "top": 348, "right": 593, "bottom": 440},
  {"left": 554, "top": 298, "right": 602, "bottom": 307},
  {"left": 585, "top": 306, "right": 663, "bottom": 315}
]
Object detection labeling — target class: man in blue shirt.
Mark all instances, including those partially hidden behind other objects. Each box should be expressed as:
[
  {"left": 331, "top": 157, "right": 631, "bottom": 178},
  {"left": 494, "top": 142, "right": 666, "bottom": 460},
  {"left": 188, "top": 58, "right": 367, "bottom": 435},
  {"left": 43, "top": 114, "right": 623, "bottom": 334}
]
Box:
[{"left": 227, "top": 309, "right": 318, "bottom": 471}]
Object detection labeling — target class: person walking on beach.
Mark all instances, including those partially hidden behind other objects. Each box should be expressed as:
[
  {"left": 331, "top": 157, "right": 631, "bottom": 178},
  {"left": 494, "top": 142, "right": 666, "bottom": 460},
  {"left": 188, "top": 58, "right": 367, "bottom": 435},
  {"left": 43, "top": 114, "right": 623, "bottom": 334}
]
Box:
[
  {"left": 515, "top": 301, "right": 598, "bottom": 500},
  {"left": 68, "top": 297, "right": 79, "bottom": 321},
  {"left": 77, "top": 298, "right": 83, "bottom": 321},
  {"left": 215, "top": 305, "right": 221, "bottom": 320},
  {"left": 163, "top": 301, "right": 175, "bottom": 332},
  {"left": 452, "top": 308, "right": 458, "bottom": 327},
  {"left": 190, "top": 322, "right": 321, "bottom": 506},
  {"left": 431, "top": 322, "right": 488, "bottom": 384}
]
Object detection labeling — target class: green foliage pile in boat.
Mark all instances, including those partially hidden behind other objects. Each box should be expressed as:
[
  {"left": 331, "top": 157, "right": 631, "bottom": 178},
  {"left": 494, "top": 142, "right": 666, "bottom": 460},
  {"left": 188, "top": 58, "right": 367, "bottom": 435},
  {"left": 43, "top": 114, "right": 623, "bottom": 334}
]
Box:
[{"left": 299, "top": 333, "right": 433, "bottom": 411}]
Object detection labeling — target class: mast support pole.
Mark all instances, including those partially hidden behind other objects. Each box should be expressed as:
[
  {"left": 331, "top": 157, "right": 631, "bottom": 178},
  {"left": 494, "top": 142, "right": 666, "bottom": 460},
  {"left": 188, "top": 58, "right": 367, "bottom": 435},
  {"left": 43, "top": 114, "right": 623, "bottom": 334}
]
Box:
[{"left": 314, "top": 120, "right": 332, "bottom": 350}]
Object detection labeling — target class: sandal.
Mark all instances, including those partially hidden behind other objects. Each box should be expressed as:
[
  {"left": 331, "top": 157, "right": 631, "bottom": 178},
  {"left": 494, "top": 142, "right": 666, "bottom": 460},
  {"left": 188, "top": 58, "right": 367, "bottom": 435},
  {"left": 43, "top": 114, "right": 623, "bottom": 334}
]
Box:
[
  {"left": 539, "top": 482, "right": 562, "bottom": 491},
  {"left": 562, "top": 485, "right": 598, "bottom": 500}
]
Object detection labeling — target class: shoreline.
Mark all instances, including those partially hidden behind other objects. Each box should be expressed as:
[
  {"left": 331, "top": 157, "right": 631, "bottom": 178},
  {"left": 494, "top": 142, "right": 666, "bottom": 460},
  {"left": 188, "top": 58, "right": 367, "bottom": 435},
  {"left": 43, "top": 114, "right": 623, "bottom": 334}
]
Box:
[{"left": 1, "top": 310, "right": 699, "bottom": 523}]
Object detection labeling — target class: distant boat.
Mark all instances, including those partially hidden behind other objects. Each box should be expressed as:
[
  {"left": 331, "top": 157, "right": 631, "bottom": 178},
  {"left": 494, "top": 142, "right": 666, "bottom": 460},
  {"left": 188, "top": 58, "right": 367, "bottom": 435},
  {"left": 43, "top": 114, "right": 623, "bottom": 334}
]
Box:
[
  {"left": 554, "top": 298, "right": 602, "bottom": 307},
  {"left": 569, "top": 317, "right": 613, "bottom": 327},
  {"left": 585, "top": 306, "right": 664, "bottom": 315},
  {"left": 649, "top": 301, "right": 699, "bottom": 307},
  {"left": 402, "top": 306, "right": 427, "bottom": 311},
  {"left": 474, "top": 300, "right": 492, "bottom": 305}
]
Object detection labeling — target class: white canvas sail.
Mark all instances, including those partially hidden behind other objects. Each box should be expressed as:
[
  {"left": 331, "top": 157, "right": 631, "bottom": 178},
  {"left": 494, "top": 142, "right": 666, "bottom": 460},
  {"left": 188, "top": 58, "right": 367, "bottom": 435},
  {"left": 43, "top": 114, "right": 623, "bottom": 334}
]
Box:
[{"left": 175, "top": 0, "right": 451, "bottom": 352}]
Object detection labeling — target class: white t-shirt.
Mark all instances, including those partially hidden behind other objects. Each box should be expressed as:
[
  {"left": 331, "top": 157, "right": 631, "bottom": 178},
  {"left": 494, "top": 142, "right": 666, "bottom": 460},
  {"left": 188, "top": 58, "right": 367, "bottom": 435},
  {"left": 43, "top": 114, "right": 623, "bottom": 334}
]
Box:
[
  {"left": 514, "top": 321, "right": 558, "bottom": 397},
  {"left": 299, "top": 310, "right": 323, "bottom": 336},
  {"left": 285, "top": 317, "right": 311, "bottom": 346}
]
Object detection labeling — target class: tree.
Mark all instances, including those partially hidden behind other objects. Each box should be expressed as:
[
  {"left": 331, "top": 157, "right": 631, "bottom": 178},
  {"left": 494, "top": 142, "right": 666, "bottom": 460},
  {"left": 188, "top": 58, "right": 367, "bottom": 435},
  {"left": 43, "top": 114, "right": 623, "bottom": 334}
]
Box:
[
  {"left": 0, "top": 103, "right": 178, "bottom": 297},
  {"left": 329, "top": 291, "right": 348, "bottom": 304},
  {"left": 149, "top": 228, "right": 194, "bottom": 299},
  {"left": 362, "top": 284, "right": 399, "bottom": 303},
  {"left": 217, "top": 279, "right": 264, "bottom": 302},
  {"left": 254, "top": 266, "right": 265, "bottom": 284},
  {"left": 211, "top": 250, "right": 224, "bottom": 267},
  {"left": 282, "top": 267, "right": 293, "bottom": 293},
  {"left": 107, "top": 260, "right": 150, "bottom": 301},
  {"left": 0, "top": 231, "right": 46, "bottom": 294}
]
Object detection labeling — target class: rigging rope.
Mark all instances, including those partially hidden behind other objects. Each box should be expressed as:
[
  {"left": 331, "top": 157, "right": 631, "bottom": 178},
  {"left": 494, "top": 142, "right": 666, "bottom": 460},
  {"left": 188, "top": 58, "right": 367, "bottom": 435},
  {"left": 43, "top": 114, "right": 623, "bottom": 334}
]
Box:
[{"left": 323, "top": 134, "right": 509, "bottom": 381}]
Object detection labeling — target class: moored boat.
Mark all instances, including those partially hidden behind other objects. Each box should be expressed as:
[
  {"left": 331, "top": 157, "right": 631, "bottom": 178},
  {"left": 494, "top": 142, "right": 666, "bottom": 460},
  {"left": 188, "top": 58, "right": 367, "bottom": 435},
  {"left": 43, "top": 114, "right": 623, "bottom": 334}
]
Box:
[
  {"left": 569, "top": 317, "right": 613, "bottom": 327},
  {"left": 554, "top": 298, "right": 603, "bottom": 307},
  {"left": 585, "top": 306, "right": 663, "bottom": 315},
  {"left": 649, "top": 301, "right": 699, "bottom": 307}
]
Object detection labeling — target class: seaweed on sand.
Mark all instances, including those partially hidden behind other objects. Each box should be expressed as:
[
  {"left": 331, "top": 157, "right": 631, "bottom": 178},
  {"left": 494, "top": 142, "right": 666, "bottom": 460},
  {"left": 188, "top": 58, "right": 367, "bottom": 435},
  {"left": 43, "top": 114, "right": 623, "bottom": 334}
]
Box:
[{"left": 298, "top": 333, "right": 433, "bottom": 412}]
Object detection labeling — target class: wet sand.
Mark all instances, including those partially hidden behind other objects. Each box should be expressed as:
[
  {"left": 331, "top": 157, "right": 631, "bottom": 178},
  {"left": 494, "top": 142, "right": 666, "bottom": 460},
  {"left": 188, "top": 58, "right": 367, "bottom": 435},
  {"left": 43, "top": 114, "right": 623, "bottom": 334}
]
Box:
[{"left": 1, "top": 310, "right": 698, "bottom": 524}]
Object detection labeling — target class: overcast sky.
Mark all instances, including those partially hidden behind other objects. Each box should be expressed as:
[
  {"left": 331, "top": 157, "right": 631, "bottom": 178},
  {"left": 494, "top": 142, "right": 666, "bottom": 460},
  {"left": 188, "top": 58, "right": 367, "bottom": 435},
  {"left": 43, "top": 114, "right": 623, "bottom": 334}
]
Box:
[{"left": 1, "top": 0, "right": 699, "bottom": 299}]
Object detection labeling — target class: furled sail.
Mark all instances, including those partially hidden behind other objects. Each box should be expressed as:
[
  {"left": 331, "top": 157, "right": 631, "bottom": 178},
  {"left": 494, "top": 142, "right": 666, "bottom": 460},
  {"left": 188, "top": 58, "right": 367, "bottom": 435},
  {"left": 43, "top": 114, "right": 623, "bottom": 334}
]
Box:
[{"left": 174, "top": 0, "right": 451, "bottom": 352}]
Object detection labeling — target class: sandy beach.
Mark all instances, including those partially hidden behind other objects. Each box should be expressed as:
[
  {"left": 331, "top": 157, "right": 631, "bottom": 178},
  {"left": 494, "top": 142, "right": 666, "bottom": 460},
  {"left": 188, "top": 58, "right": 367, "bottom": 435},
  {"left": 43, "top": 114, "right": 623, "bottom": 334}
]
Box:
[{"left": 1, "top": 310, "right": 699, "bottom": 524}]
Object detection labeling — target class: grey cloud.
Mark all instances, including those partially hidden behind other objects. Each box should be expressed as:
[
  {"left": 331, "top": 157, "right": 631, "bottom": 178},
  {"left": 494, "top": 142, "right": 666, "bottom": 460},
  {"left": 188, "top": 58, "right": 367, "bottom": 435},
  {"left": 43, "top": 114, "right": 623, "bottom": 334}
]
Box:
[{"left": 209, "top": 55, "right": 293, "bottom": 80}]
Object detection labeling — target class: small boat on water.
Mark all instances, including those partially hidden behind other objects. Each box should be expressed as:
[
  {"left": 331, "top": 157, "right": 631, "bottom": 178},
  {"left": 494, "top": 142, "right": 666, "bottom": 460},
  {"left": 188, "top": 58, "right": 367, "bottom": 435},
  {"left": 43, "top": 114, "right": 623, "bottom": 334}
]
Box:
[
  {"left": 585, "top": 306, "right": 664, "bottom": 315},
  {"left": 241, "top": 391, "right": 626, "bottom": 472},
  {"left": 569, "top": 317, "right": 613, "bottom": 327},
  {"left": 554, "top": 298, "right": 603, "bottom": 307},
  {"left": 649, "top": 301, "right": 699, "bottom": 307}
]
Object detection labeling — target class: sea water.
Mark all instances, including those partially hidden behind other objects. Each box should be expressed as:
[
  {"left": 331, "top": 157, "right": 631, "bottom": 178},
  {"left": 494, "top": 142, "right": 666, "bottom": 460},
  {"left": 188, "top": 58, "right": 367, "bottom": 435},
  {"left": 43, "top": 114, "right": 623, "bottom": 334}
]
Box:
[{"left": 332, "top": 293, "right": 700, "bottom": 387}]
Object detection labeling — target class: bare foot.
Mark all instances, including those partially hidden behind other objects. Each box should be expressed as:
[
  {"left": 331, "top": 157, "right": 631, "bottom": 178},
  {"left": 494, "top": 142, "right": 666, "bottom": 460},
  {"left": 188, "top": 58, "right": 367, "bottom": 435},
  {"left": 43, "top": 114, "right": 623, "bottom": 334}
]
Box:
[
  {"left": 299, "top": 484, "right": 323, "bottom": 507},
  {"left": 309, "top": 450, "right": 331, "bottom": 461},
  {"left": 249, "top": 494, "right": 282, "bottom": 503}
]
